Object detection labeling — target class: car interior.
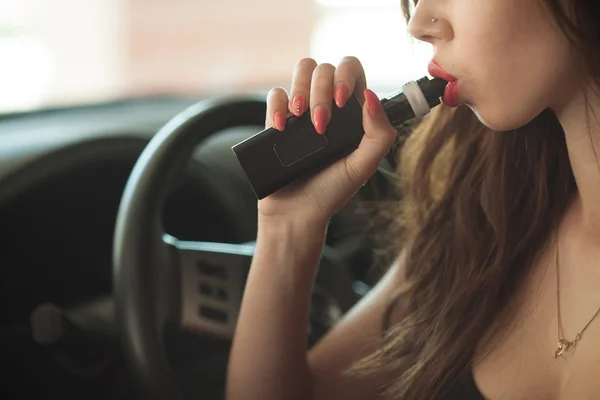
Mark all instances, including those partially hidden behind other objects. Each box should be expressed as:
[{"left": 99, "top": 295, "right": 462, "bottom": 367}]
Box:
[
  {"left": 1, "top": 90, "right": 399, "bottom": 399},
  {"left": 1, "top": 1, "right": 424, "bottom": 398}
]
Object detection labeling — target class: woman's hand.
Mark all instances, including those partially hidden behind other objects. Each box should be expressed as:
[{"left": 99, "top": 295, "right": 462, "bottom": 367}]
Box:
[{"left": 258, "top": 56, "right": 398, "bottom": 225}]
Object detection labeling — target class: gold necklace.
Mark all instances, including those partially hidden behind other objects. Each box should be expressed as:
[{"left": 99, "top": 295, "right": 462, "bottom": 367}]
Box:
[{"left": 554, "top": 229, "right": 600, "bottom": 358}]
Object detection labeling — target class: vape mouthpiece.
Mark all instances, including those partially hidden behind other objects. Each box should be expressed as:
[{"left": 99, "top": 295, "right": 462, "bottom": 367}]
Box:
[{"left": 381, "top": 76, "right": 447, "bottom": 127}]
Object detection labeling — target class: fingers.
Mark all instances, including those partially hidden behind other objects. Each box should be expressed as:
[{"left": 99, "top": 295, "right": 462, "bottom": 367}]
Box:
[
  {"left": 308, "top": 58, "right": 367, "bottom": 135},
  {"left": 343, "top": 89, "right": 398, "bottom": 187},
  {"left": 333, "top": 56, "right": 367, "bottom": 107},
  {"left": 309, "top": 63, "right": 336, "bottom": 135},
  {"left": 265, "top": 87, "right": 290, "bottom": 131},
  {"left": 289, "top": 58, "right": 317, "bottom": 117},
  {"left": 273, "top": 56, "right": 367, "bottom": 136}
]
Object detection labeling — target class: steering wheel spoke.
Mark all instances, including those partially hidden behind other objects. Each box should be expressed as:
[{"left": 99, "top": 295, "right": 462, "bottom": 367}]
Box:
[{"left": 163, "top": 235, "right": 252, "bottom": 339}]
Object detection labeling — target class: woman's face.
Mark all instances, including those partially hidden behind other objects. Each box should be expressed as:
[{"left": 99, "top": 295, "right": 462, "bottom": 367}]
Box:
[{"left": 408, "top": 0, "right": 579, "bottom": 131}]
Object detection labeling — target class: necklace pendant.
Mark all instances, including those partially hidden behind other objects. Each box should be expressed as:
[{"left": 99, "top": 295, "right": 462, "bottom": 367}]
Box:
[{"left": 555, "top": 339, "right": 571, "bottom": 359}]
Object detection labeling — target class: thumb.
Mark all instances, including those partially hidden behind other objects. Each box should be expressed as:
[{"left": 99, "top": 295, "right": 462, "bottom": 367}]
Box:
[{"left": 343, "top": 89, "right": 397, "bottom": 185}]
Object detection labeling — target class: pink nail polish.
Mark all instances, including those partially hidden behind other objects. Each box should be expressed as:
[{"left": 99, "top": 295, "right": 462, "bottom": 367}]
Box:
[
  {"left": 293, "top": 95, "right": 305, "bottom": 117},
  {"left": 313, "top": 107, "right": 328, "bottom": 135},
  {"left": 274, "top": 112, "right": 285, "bottom": 131},
  {"left": 335, "top": 84, "right": 349, "bottom": 108},
  {"left": 364, "top": 89, "right": 382, "bottom": 117}
]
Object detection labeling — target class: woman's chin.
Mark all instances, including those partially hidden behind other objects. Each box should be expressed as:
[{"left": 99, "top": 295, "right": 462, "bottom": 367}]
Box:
[
  {"left": 466, "top": 104, "right": 531, "bottom": 132},
  {"left": 466, "top": 105, "right": 493, "bottom": 129}
]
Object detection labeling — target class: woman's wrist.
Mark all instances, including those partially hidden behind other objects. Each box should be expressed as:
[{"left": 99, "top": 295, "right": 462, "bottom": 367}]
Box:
[
  {"left": 254, "top": 214, "right": 328, "bottom": 280},
  {"left": 257, "top": 213, "right": 329, "bottom": 240}
]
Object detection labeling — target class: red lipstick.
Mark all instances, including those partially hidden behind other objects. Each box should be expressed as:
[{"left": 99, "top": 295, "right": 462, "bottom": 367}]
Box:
[{"left": 428, "top": 60, "right": 459, "bottom": 107}]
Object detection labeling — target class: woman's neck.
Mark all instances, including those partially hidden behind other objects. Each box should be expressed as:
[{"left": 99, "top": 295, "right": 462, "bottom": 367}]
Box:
[{"left": 553, "top": 87, "right": 600, "bottom": 236}]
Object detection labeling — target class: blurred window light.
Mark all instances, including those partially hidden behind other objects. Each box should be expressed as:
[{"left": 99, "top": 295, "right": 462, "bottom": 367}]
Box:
[
  {"left": 0, "top": 0, "right": 53, "bottom": 112},
  {"left": 314, "top": 0, "right": 399, "bottom": 7},
  {"left": 0, "top": 0, "right": 124, "bottom": 113},
  {"left": 0, "top": 0, "right": 431, "bottom": 113},
  {"left": 310, "top": 0, "right": 431, "bottom": 91}
]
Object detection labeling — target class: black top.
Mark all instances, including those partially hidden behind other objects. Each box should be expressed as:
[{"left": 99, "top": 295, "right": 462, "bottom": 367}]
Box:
[
  {"left": 464, "top": 372, "right": 485, "bottom": 399},
  {"left": 443, "top": 370, "right": 485, "bottom": 399}
]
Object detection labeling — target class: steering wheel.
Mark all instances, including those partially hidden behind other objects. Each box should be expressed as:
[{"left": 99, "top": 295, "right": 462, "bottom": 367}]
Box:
[{"left": 112, "top": 97, "right": 359, "bottom": 399}]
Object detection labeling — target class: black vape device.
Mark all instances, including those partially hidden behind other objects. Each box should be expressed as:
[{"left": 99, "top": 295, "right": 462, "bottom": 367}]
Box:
[{"left": 231, "top": 76, "right": 447, "bottom": 199}]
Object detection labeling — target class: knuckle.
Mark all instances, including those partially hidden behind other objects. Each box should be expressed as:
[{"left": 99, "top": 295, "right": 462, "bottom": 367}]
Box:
[
  {"left": 337, "top": 57, "right": 365, "bottom": 83},
  {"left": 340, "top": 55, "right": 361, "bottom": 66},
  {"left": 267, "top": 87, "right": 287, "bottom": 99},
  {"left": 267, "top": 88, "right": 288, "bottom": 109},
  {"left": 292, "top": 60, "right": 317, "bottom": 93},
  {"left": 337, "top": 57, "right": 364, "bottom": 82},
  {"left": 312, "top": 65, "right": 336, "bottom": 87},
  {"left": 296, "top": 57, "right": 318, "bottom": 70},
  {"left": 315, "top": 63, "right": 336, "bottom": 74}
]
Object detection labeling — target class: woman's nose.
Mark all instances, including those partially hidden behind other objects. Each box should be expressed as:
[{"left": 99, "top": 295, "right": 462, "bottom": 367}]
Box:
[{"left": 408, "top": 6, "right": 454, "bottom": 44}]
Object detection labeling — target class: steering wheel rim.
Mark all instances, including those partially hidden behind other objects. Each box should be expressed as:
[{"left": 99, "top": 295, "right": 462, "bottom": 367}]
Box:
[
  {"left": 112, "top": 97, "right": 358, "bottom": 399},
  {"left": 113, "top": 97, "right": 267, "bottom": 398}
]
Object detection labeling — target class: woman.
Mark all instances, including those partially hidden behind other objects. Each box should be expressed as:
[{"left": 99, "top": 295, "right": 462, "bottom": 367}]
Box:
[{"left": 227, "top": 0, "right": 600, "bottom": 398}]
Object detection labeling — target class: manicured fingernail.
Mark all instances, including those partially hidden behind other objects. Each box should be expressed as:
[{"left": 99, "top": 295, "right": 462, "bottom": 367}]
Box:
[
  {"left": 292, "top": 95, "right": 305, "bottom": 117},
  {"left": 274, "top": 112, "right": 285, "bottom": 131},
  {"left": 313, "top": 106, "right": 329, "bottom": 135},
  {"left": 335, "top": 83, "right": 349, "bottom": 108},
  {"left": 364, "top": 89, "right": 382, "bottom": 117}
]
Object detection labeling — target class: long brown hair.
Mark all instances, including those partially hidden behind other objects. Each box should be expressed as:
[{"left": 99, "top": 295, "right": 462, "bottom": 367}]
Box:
[{"left": 355, "top": 1, "right": 600, "bottom": 398}]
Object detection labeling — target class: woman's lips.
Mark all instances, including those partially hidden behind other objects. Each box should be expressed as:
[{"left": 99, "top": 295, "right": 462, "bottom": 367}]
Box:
[
  {"left": 427, "top": 60, "right": 457, "bottom": 82},
  {"left": 427, "top": 60, "right": 459, "bottom": 107},
  {"left": 443, "top": 81, "right": 459, "bottom": 108}
]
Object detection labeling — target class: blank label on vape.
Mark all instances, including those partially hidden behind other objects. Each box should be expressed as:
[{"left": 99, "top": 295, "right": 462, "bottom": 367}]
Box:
[{"left": 273, "top": 129, "right": 328, "bottom": 167}]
